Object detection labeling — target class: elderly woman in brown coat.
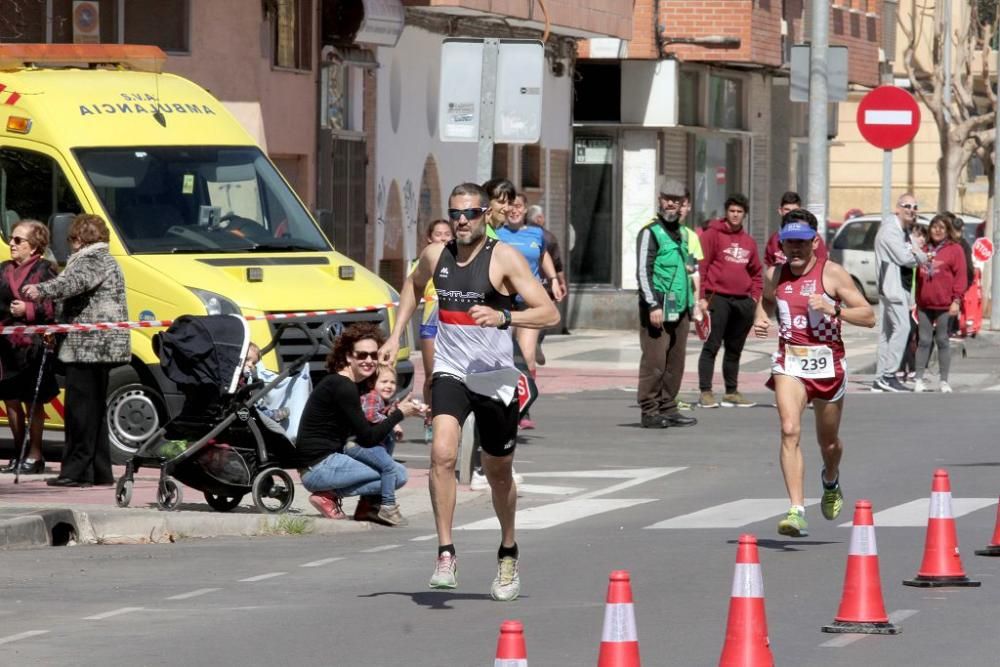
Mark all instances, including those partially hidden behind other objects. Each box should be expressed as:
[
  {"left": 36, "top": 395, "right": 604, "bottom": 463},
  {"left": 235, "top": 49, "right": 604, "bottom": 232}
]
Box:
[{"left": 23, "top": 214, "right": 129, "bottom": 487}]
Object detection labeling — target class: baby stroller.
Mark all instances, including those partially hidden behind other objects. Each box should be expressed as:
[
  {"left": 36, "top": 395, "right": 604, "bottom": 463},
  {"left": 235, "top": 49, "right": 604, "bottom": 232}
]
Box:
[{"left": 114, "top": 314, "right": 317, "bottom": 513}]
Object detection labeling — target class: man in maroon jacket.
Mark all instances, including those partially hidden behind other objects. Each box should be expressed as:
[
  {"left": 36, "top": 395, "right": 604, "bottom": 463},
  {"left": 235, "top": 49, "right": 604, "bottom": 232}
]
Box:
[{"left": 697, "top": 193, "right": 763, "bottom": 408}]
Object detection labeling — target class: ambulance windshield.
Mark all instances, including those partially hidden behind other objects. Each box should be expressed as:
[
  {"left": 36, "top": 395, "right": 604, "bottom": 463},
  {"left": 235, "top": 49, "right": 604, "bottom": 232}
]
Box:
[{"left": 74, "top": 146, "right": 331, "bottom": 254}]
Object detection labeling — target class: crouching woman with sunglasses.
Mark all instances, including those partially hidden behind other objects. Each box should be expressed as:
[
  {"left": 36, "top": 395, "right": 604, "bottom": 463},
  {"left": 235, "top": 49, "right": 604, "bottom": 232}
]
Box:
[{"left": 296, "top": 323, "right": 426, "bottom": 520}]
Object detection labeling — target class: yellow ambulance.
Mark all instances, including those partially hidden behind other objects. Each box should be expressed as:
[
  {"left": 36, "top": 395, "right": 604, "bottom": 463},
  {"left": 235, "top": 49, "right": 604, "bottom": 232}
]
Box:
[{"left": 0, "top": 44, "right": 411, "bottom": 462}]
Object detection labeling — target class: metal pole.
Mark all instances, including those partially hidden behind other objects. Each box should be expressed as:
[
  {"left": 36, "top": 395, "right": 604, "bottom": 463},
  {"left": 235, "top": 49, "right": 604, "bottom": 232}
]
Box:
[
  {"left": 991, "top": 36, "right": 1000, "bottom": 330},
  {"left": 807, "top": 0, "right": 830, "bottom": 239},
  {"left": 476, "top": 38, "right": 500, "bottom": 184},
  {"left": 882, "top": 149, "right": 893, "bottom": 231}
]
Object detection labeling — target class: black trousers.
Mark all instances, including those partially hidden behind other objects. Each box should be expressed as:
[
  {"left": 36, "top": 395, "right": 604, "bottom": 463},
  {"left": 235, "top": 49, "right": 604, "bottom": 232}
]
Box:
[
  {"left": 697, "top": 294, "right": 755, "bottom": 394},
  {"left": 59, "top": 363, "right": 115, "bottom": 485}
]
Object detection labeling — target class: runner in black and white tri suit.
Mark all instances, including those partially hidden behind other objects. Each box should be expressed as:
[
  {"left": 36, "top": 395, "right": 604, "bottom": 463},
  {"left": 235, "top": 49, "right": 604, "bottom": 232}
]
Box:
[{"left": 381, "top": 182, "right": 559, "bottom": 601}]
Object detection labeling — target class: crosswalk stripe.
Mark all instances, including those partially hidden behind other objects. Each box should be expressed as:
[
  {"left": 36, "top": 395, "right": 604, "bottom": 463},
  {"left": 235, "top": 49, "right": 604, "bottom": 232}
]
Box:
[
  {"left": 645, "top": 499, "right": 820, "bottom": 529},
  {"left": 456, "top": 498, "right": 656, "bottom": 531},
  {"left": 517, "top": 484, "right": 585, "bottom": 496},
  {"left": 839, "top": 498, "right": 996, "bottom": 527}
]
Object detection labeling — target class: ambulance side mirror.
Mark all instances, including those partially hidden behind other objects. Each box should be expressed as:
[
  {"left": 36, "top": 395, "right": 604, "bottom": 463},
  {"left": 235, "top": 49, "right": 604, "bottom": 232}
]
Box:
[{"left": 49, "top": 213, "right": 75, "bottom": 265}]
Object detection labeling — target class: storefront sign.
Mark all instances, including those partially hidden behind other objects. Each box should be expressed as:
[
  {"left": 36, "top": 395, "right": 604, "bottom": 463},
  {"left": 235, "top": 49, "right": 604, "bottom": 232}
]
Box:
[{"left": 574, "top": 138, "right": 613, "bottom": 164}]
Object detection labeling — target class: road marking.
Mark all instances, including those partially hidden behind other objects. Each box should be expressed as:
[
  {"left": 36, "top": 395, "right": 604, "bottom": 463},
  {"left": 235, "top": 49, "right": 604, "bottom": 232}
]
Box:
[
  {"left": 456, "top": 499, "right": 656, "bottom": 531},
  {"left": 516, "top": 483, "right": 584, "bottom": 496},
  {"left": 646, "top": 499, "right": 820, "bottom": 529},
  {"left": 839, "top": 498, "right": 996, "bottom": 527},
  {"left": 0, "top": 630, "right": 49, "bottom": 645},
  {"left": 166, "top": 588, "right": 220, "bottom": 600},
  {"left": 819, "top": 609, "right": 918, "bottom": 647},
  {"left": 360, "top": 544, "right": 400, "bottom": 553},
  {"left": 239, "top": 572, "right": 287, "bottom": 582},
  {"left": 985, "top": 383, "right": 1000, "bottom": 392},
  {"left": 301, "top": 557, "right": 344, "bottom": 568},
  {"left": 84, "top": 607, "right": 144, "bottom": 620}
]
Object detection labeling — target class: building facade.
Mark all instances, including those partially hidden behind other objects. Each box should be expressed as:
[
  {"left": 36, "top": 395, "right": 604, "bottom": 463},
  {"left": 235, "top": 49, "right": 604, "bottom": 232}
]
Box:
[{"left": 571, "top": 0, "right": 882, "bottom": 328}]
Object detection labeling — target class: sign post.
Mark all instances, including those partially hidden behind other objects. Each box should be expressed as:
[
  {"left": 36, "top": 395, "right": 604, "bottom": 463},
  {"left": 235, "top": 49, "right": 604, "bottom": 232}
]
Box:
[{"left": 856, "top": 86, "right": 922, "bottom": 233}]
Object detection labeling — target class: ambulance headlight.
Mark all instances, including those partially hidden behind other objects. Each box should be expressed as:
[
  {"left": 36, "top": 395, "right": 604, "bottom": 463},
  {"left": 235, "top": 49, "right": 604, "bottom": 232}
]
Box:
[{"left": 188, "top": 288, "right": 242, "bottom": 316}]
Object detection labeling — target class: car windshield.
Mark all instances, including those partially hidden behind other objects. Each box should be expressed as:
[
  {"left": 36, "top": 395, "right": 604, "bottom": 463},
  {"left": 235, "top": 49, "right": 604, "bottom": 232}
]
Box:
[{"left": 74, "top": 146, "right": 330, "bottom": 254}]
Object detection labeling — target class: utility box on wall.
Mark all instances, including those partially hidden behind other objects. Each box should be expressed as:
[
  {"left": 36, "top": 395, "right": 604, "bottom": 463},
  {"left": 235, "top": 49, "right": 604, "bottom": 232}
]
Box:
[{"left": 620, "top": 59, "right": 678, "bottom": 127}]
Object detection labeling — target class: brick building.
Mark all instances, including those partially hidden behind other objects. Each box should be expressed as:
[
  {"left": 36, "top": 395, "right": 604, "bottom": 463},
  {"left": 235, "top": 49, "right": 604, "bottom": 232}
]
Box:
[{"left": 571, "top": 0, "right": 883, "bottom": 328}]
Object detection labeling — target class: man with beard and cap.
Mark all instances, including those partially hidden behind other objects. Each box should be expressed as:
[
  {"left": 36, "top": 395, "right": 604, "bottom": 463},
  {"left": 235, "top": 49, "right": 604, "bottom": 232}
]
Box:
[{"left": 635, "top": 176, "right": 701, "bottom": 429}]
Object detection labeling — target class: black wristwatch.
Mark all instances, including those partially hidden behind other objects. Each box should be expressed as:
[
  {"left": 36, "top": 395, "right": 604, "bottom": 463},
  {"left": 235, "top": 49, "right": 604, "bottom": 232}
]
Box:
[
  {"left": 834, "top": 304, "right": 842, "bottom": 318},
  {"left": 497, "top": 308, "right": 512, "bottom": 330}
]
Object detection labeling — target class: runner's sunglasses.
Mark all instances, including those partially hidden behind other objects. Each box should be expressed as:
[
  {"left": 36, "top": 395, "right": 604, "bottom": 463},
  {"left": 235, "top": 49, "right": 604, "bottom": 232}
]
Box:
[{"left": 447, "top": 207, "right": 488, "bottom": 221}]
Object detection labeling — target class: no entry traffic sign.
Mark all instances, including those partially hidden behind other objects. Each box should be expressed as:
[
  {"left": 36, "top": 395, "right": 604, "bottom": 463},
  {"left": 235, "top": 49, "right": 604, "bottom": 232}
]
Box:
[
  {"left": 973, "top": 237, "right": 994, "bottom": 263},
  {"left": 856, "top": 86, "right": 921, "bottom": 150}
]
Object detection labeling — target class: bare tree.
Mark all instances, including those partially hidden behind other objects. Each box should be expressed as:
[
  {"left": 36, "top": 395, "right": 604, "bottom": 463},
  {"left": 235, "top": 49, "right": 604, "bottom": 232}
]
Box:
[{"left": 900, "top": 0, "right": 996, "bottom": 214}]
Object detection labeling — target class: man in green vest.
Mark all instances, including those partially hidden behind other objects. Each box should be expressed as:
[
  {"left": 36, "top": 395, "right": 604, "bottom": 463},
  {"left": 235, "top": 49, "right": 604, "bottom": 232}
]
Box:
[{"left": 636, "top": 177, "right": 701, "bottom": 429}]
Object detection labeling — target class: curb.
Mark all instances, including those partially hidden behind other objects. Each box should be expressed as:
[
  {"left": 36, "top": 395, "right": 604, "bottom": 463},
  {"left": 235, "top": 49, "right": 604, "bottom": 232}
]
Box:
[{"left": 0, "top": 508, "right": 80, "bottom": 549}]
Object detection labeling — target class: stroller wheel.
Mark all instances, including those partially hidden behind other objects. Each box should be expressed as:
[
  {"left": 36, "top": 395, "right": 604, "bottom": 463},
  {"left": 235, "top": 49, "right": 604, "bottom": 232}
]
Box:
[
  {"left": 204, "top": 492, "right": 244, "bottom": 512},
  {"left": 115, "top": 477, "right": 133, "bottom": 508},
  {"left": 251, "top": 468, "right": 294, "bottom": 514},
  {"left": 157, "top": 477, "right": 183, "bottom": 511}
]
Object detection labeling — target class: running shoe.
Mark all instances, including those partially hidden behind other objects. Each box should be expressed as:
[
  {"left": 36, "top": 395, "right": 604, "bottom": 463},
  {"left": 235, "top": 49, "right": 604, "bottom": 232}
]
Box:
[
  {"left": 875, "top": 374, "right": 910, "bottom": 392},
  {"left": 490, "top": 555, "right": 521, "bottom": 601},
  {"left": 820, "top": 473, "right": 844, "bottom": 521},
  {"left": 721, "top": 391, "right": 756, "bottom": 408},
  {"left": 913, "top": 379, "right": 927, "bottom": 393},
  {"left": 309, "top": 492, "right": 346, "bottom": 519},
  {"left": 376, "top": 503, "right": 408, "bottom": 527},
  {"left": 698, "top": 391, "right": 719, "bottom": 408},
  {"left": 677, "top": 400, "right": 693, "bottom": 411},
  {"left": 940, "top": 381, "right": 953, "bottom": 394},
  {"left": 470, "top": 468, "right": 488, "bottom": 491},
  {"left": 777, "top": 507, "right": 809, "bottom": 537},
  {"left": 518, "top": 417, "right": 536, "bottom": 430},
  {"left": 429, "top": 552, "right": 458, "bottom": 589}
]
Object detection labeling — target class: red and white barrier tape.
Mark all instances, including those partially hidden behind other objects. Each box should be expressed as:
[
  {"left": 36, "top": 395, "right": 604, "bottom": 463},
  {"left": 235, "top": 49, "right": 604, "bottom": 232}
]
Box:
[{"left": 0, "top": 297, "right": 435, "bottom": 336}]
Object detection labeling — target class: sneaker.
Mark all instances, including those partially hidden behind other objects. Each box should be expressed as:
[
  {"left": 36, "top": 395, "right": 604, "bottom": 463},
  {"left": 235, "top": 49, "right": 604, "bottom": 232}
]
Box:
[
  {"left": 376, "top": 503, "right": 408, "bottom": 527},
  {"left": 820, "top": 472, "right": 844, "bottom": 521},
  {"left": 518, "top": 416, "right": 536, "bottom": 430},
  {"left": 870, "top": 380, "right": 884, "bottom": 392},
  {"left": 309, "top": 492, "right": 346, "bottom": 519},
  {"left": 940, "top": 381, "right": 953, "bottom": 394},
  {"left": 470, "top": 468, "right": 488, "bottom": 491},
  {"left": 698, "top": 391, "right": 719, "bottom": 408},
  {"left": 429, "top": 552, "right": 458, "bottom": 589},
  {"left": 913, "top": 379, "right": 927, "bottom": 393},
  {"left": 875, "top": 374, "right": 910, "bottom": 392},
  {"left": 721, "top": 392, "right": 756, "bottom": 408},
  {"left": 777, "top": 507, "right": 809, "bottom": 537},
  {"left": 677, "top": 400, "right": 693, "bottom": 411},
  {"left": 490, "top": 555, "right": 521, "bottom": 601}
]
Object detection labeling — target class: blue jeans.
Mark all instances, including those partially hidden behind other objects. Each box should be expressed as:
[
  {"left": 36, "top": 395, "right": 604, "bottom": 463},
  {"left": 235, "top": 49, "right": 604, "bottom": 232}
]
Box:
[
  {"left": 301, "top": 451, "right": 407, "bottom": 501},
  {"left": 344, "top": 445, "right": 398, "bottom": 505}
]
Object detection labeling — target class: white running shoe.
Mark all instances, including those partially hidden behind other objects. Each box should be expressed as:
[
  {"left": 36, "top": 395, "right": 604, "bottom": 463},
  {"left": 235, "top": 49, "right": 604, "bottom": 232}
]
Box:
[
  {"left": 490, "top": 555, "right": 520, "bottom": 601},
  {"left": 470, "top": 467, "right": 524, "bottom": 490},
  {"left": 940, "top": 381, "right": 953, "bottom": 394},
  {"left": 913, "top": 379, "right": 927, "bottom": 393},
  {"left": 429, "top": 552, "right": 458, "bottom": 589}
]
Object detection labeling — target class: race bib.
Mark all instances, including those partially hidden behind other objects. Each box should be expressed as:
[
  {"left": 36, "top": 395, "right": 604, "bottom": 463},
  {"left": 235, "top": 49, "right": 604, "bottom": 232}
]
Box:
[{"left": 784, "top": 345, "right": 834, "bottom": 379}]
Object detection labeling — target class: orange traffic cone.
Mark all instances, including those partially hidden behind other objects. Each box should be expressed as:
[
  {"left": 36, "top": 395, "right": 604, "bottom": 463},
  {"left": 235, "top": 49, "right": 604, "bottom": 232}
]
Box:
[
  {"left": 719, "top": 534, "right": 773, "bottom": 667},
  {"left": 822, "top": 500, "right": 900, "bottom": 635},
  {"left": 974, "top": 496, "right": 1000, "bottom": 557},
  {"left": 597, "top": 570, "right": 640, "bottom": 667},
  {"left": 494, "top": 620, "right": 528, "bottom": 667},
  {"left": 903, "top": 469, "right": 981, "bottom": 587}
]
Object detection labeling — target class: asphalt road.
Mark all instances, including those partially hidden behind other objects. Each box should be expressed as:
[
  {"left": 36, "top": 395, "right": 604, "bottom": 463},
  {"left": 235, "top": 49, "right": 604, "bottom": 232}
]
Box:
[{"left": 2, "top": 389, "right": 999, "bottom": 666}]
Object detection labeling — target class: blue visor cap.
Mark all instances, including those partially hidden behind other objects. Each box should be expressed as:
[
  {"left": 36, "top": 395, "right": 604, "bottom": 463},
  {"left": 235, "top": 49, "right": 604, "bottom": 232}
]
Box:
[{"left": 779, "top": 221, "right": 817, "bottom": 242}]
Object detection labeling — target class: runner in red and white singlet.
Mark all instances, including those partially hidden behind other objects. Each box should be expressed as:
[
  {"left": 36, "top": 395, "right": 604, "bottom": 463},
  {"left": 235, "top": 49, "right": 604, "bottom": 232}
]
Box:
[
  {"left": 754, "top": 210, "right": 875, "bottom": 539},
  {"left": 769, "top": 257, "right": 846, "bottom": 402}
]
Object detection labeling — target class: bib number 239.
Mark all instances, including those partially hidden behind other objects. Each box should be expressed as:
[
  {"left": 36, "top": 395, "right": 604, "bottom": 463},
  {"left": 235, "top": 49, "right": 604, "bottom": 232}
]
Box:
[{"left": 786, "top": 345, "right": 834, "bottom": 379}]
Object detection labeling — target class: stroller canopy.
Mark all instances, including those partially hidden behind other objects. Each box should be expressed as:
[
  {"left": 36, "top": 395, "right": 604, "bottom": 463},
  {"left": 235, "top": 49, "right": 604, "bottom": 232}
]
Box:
[{"left": 155, "top": 314, "right": 250, "bottom": 394}]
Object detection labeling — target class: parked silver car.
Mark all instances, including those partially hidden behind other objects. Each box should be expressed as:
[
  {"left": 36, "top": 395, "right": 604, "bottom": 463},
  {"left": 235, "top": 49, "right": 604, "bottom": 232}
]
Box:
[{"left": 828, "top": 212, "right": 983, "bottom": 303}]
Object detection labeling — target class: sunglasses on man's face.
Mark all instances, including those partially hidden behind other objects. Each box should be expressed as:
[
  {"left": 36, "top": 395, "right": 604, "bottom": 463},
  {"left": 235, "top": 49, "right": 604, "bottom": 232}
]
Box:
[
  {"left": 447, "top": 207, "right": 487, "bottom": 222},
  {"left": 352, "top": 351, "right": 379, "bottom": 361},
  {"left": 901, "top": 203, "right": 918, "bottom": 211}
]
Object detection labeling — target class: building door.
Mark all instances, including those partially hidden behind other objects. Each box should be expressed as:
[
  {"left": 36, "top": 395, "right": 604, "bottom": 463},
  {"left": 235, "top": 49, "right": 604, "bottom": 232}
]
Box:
[
  {"left": 570, "top": 133, "right": 617, "bottom": 285},
  {"left": 317, "top": 133, "right": 367, "bottom": 264}
]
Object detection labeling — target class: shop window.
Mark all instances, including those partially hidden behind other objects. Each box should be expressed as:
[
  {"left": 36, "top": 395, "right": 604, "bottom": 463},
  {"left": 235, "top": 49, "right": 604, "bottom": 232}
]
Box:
[
  {"left": 692, "top": 136, "right": 743, "bottom": 228},
  {"left": 678, "top": 70, "right": 700, "bottom": 126},
  {"left": 708, "top": 75, "right": 745, "bottom": 130},
  {"left": 0, "top": 0, "right": 46, "bottom": 42},
  {"left": 124, "top": 0, "right": 189, "bottom": 53},
  {"left": 520, "top": 145, "right": 542, "bottom": 189},
  {"left": 273, "top": 0, "right": 312, "bottom": 70}
]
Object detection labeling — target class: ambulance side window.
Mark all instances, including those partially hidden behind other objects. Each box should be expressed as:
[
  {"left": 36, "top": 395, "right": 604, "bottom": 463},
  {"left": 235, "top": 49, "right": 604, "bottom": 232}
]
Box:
[{"left": 0, "top": 147, "right": 83, "bottom": 241}]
